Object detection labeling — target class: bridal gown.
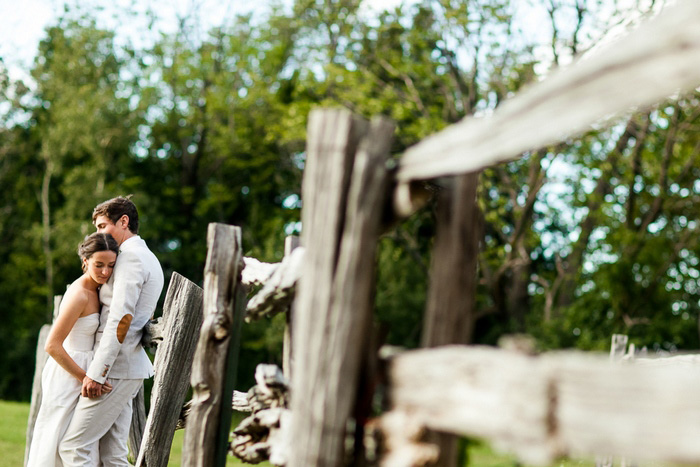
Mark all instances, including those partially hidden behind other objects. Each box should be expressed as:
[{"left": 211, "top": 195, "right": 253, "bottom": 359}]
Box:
[{"left": 27, "top": 313, "right": 100, "bottom": 467}]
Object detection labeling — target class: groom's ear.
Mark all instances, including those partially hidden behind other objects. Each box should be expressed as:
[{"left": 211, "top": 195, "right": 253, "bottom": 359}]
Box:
[{"left": 119, "top": 215, "right": 129, "bottom": 229}]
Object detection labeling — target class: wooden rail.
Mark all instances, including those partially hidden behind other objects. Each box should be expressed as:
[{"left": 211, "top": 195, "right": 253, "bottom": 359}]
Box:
[{"left": 383, "top": 345, "right": 700, "bottom": 466}]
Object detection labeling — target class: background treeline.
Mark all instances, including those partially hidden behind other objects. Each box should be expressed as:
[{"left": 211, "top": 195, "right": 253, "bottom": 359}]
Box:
[{"left": 1, "top": 0, "right": 699, "bottom": 401}]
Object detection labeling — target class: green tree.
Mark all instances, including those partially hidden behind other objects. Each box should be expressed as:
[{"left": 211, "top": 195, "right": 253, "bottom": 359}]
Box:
[{"left": 0, "top": 13, "right": 144, "bottom": 399}]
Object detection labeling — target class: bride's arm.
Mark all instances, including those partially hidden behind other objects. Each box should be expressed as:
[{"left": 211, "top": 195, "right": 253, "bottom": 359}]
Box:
[{"left": 44, "top": 285, "right": 90, "bottom": 383}]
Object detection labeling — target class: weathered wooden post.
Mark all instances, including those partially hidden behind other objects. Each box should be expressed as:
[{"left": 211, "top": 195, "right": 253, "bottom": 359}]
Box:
[
  {"left": 288, "top": 108, "right": 395, "bottom": 466},
  {"left": 610, "top": 334, "right": 629, "bottom": 361},
  {"left": 596, "top": 334, "right": 636, "bottom": 467},
  {"left": 129, "top": 386, "right": 147, "bottom": 461},
  {"left": 24, "top": 295, "right": 61, "bottom": 466},
  {"left": 136, "top": 272, "right": 204, "bottom": 467},
  {"left": 420, "top": 172, "right": 480, "bottom": 466},
  {"left": 182, "top": 223, "right": 245, "bottom": 467},
  {"left": 283, "top": 235, "right": 300, "bottom": 379}
]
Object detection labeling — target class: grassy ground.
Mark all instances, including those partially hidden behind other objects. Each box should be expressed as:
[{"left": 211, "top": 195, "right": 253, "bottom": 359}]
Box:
[{"left": 0, "top": 400, "right": 29, "bottom": 466}]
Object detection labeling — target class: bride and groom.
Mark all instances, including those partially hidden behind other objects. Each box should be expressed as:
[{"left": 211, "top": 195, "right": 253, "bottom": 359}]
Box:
[{"left": 27, "top": 196, "right": 164, "bottom": 466}]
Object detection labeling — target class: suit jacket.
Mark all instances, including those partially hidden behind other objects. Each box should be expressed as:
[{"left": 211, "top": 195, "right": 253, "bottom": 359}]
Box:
[{"left": 86, "top": 235, "right": 164, "bottom": 383}]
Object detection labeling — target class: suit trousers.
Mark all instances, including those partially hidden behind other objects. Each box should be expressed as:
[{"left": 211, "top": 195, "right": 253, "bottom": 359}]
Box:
[{"left": 59, "top": 378, "right": 142, "bottom": 467}]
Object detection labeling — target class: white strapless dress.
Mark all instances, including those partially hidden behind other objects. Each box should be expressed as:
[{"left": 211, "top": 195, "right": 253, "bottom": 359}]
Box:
[{"left": 27, "top": 313, "right": 100, "bottom": 467}]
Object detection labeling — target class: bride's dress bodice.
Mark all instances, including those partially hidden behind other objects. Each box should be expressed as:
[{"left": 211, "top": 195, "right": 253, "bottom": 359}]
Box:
[{"left": 64, "top": 313, "right": 99, "bottom": 352}]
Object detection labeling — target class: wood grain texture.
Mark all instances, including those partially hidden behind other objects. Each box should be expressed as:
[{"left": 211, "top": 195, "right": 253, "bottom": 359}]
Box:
[
  {"left": 420, "top": 172, "right": 480, "bottom": 466},
  {"left": 129, "top": 385, "right": 146, "bottom": 461},
  {"left": 289, "top": 109, "right": 368, "bottom": 467},
  {"left": 136, "top": 272, "right": 204, "bottom": 467},
  {"left": 182, "top": 224, "right": 243, "bottom": 467},
  {"left": 289, "top": 110, "right": 394, "bottom": 467},
  {"left": 422, "top": 173, "right": 480, "bottom": 347},
  {"left": 241, "top": 257, "right": 278, "bottom": 288},
  {"left": 283, "top": 236, "right": 300, "bottom": 380},
  {"left": 246, "top": 246, "right": 304, "bottom": 322},
  {"left": 397, "top": 1, "right": 700, "bottom": 182},
  {"left": 385, "top": 345, "right": 700, "bottom": 466}
]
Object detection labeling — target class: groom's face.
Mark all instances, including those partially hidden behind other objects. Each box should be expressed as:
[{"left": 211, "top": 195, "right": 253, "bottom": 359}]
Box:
[{"left": 95, "top": 214, "right": 128, "bottom": 246}]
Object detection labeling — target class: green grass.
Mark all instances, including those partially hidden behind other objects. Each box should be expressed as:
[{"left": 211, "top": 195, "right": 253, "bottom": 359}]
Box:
[
  {"left": 0, "top": 400, "right": 29, "bottom": 466},
  {"left": 466, "top": 439, "right": 592, "bottom": 467},
  {"left": 1, "top": 400, "right": 264, "bottom": 467},
  {"left": 168, "top": 413, "right": 270, "bottom": 466}
]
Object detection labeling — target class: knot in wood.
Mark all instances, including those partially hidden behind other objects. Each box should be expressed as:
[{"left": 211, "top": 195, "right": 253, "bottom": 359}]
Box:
[{"left": 213, "top": 313, "right": 231, "bottom": 340}]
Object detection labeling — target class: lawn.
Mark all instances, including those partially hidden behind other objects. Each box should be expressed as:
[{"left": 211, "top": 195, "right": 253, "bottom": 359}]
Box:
[{"left": 0, "top": 400, "right": 29, "bottom": 466}]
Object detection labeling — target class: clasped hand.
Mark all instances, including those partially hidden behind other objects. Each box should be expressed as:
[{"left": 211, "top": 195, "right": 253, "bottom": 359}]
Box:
[{"left": 81, "top": 376, "right": 113, "bottom": 398}]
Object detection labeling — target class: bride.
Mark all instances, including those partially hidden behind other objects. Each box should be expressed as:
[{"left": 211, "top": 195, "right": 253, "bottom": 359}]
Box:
[{"left": 27, "top": 232, "right": 119, "bottom": 466}]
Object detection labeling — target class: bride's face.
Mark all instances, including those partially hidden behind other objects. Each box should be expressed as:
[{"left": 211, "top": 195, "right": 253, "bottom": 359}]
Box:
[{"left": 85, "top": 250, "right": 117, "bottom": 285}]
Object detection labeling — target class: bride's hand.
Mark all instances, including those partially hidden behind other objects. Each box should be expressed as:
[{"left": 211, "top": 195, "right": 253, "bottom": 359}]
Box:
[{"left": 103, "top": 381, "right": 113, "bottom": 394}]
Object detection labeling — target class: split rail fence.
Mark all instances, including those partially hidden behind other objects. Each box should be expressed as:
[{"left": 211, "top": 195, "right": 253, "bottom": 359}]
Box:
[{"left": 25, "top": 1, "right": 700, "bottom": 466}]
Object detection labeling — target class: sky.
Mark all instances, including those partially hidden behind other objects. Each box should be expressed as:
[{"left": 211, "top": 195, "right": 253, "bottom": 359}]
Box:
[{"left": 0, "top": 0, "right": 411, "bottom": 81}]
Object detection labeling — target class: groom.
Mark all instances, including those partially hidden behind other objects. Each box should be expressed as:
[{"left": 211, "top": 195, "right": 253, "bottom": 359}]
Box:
[{"left": 60, "top": 196, "right": 164, "bottom": 466}]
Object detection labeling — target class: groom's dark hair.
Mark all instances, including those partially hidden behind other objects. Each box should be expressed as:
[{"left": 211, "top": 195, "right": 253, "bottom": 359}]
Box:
[{"left": 92, "top": 195, "right": 139, "bottom": 234}]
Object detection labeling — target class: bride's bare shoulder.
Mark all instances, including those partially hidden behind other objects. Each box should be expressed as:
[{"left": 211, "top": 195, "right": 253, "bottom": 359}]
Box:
[{"left": 61, "top": 276, "right": 94, "bottom": 307}]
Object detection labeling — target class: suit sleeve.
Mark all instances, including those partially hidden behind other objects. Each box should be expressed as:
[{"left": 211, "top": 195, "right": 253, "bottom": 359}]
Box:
[{"left": 86, "top": 249, "right": 144, "bottom": 383}]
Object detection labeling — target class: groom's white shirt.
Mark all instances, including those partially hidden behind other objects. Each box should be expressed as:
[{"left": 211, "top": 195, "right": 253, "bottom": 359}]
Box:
[{"left": 86, "top": 235, "right": 164, "bottom": 383}]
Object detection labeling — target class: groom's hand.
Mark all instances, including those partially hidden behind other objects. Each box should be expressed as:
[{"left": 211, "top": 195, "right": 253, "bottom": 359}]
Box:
[{"left": 82, "top": 376, "right": 104, "bottom": 398}]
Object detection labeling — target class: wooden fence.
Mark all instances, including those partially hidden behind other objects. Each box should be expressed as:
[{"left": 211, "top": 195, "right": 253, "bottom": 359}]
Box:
[{"left": 25, "top": 1, "right": 700, "bottom": 466}]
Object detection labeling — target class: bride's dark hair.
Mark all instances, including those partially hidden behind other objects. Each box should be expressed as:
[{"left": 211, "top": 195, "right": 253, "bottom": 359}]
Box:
[{"left": 78, "top": 233, "right": 119, "bottom": 272}]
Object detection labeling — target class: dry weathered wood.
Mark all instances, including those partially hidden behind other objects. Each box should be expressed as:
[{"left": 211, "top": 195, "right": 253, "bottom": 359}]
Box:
[
  {"left": 24, "top": 294, "right": 62, "bottom": 466},
  {"left": 231, "top": 408, "right": 287, "bottom": 464},
  {"left": 635, "top": 353, "right": 700, "bottom": 367},
  {"left": 136, "top": 272, "right": 204, "bottom": 467},
  {"left": 231, "top": 364, "right": 290, "bottom": 466},
  {"left": 422, "top": 173, "right": 480, "bottom": 346},
  {"left": 396, "top": 1, "right": 700, "bottom": 184},
  {"left": 129, "top": 384, "right": 146, "bottom": 461},
  {"left": 141, "top": 316, "right": 165, "bottom": 349},
  {"left": 245, "top": 246, "right": 304, "bottom": 322},
  {"left": 290, "top": 108, "right": 368, "bottom": 467},
  {"left": 182, "top": 223, "right": 244, "bottom": 467},
  {"left": 419, "top": 172, "right": 480, "bottom": 467},
  {"left": 384, "top": 345, "right": 700, "bottom": 466},
  {"left": 380, "top": 410, "right": 439, "bottom": 467},
  {"left": 596, "top": 334, "right": 631, "bottom": 467},
  {"left": 290, "top": 110, "right": 395, "bottom": 467},
  {"left": 175, "top": 389, "right": 252, "bottom": 432},
  {"left": 610, "top": 334, "right": 629, "bottom": 362},
  {"left": 242, "top": 257, "right": 278, "bottom": 288},
  {"left": 283, "top": 236, "right": 300, "bottom": 380},
  {"left": 392, "top": 180, "right": 434, "bottom": 219}
]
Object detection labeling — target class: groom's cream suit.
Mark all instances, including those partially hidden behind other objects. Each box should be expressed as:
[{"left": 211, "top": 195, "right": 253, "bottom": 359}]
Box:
[{"left": 60, "top": 235, "right": 164, "bottom": 467}]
